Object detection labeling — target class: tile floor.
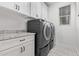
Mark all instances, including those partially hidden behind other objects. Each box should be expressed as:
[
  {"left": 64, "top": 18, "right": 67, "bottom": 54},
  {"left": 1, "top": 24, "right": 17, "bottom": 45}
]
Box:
[{"left": 48, "top": 44, "right": 79, "bottom": 56}]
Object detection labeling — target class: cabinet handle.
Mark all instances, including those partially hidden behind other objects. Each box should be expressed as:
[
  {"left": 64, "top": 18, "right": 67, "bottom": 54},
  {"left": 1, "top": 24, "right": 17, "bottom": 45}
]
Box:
[
  {"left": 21, "top": 47, "right": 23, "bottom": 53},
  {"left": 20, "top": 46, "right": 25, "bottom": 53},
  {"left": 15, "top": 4, "right": 17, "bottom": 9},
  {"left": 18, "top": 5, "right": 20, "bottom": 11},
  {"left": 15, "top": 4, "right": 20, "bottom": 11},
  {"left": 23, "top": 46, "right": 25, "bottom": 52},
  {"left": 20, "top": 39, "right": 25, "bottom": 42}
]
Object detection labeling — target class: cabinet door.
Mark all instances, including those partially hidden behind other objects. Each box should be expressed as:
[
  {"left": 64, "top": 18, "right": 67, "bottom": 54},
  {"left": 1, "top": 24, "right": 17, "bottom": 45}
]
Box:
[
  {"left": 0, "top": 45, "right": 22, "bottom": 56},
  {"left": 31, "top": 2, "right": 37, "bottom": 18},
  {"left": 16, "top": 2, "right": 31, "bottom": 16},
  {"left": 41, "top": 3, "right": 48, "bottom": 20},
  {"left": 0, "top": 2, "right": 31, "bottom": 16},
  {"left": 0, "top": 35, "right": 35, "bottom": 56},
  {"left": 31, "top": 2, "right": 42, "bottom": 18},
  {"left": 36, "top": 2, "right": 42, "bottom": 18},
  {"left": 20, "top": 40, "right": 34, "bottom": 56}
]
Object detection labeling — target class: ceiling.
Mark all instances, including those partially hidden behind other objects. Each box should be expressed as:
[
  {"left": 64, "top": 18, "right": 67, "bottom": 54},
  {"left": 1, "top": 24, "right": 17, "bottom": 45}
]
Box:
[{"left": 45, "top": 2, "right": 55, "bottom": 6}]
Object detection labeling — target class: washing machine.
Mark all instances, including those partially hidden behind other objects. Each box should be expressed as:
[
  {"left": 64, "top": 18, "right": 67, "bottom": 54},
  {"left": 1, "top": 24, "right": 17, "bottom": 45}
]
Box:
[{"left": 27, "top": 19, "right": 52, "bottom": 56}]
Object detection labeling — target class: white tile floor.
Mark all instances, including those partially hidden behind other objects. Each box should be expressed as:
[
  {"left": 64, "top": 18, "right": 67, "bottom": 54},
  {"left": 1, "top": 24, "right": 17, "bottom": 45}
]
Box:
[{"left": 48, "top": 44, "right": 79, "bottom": 56}]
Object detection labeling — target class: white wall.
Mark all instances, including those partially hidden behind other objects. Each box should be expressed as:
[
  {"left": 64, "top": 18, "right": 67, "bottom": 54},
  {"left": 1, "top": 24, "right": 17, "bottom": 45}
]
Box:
[
  {"left": 48, "top": 2, "right": 77, "bottom": 47},
  {"left": 0, "top": 6, "right": 26, "bottom": 30},
  {"left": 75, "top": 3, "right": 79, "bottom": 47}
]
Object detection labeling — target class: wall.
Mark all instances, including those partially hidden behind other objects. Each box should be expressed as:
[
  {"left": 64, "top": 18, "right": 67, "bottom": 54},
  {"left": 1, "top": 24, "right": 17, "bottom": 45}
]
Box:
[
  {"left": 48, "top": 2, "right": 77, "bottom": 47},
  {"left": 75, "top": 3, "right": 79, "bottom": 47},
  {"left": 0, "top": 6, "right": 26, "bottom": 31}
]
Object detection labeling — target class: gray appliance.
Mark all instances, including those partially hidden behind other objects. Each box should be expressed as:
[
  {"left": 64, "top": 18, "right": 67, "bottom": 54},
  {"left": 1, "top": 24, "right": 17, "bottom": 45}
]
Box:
[{"left": 27, "top": 19, "right": 52, "bottom": 56}]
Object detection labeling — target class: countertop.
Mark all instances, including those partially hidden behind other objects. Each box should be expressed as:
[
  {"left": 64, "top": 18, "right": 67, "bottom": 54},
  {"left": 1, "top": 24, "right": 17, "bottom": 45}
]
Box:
[{"left": 0, "top": 32, "right": 35, "bottom": 41}]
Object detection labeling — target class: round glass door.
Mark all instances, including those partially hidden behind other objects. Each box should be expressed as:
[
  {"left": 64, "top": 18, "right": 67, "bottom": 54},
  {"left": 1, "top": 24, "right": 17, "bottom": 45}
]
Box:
[{"left": 43, "top": 22, "right": 51, "bottom": 40}]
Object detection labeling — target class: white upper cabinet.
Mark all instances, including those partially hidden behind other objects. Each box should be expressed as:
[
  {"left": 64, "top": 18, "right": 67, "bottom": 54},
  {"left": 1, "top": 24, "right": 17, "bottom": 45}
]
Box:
[
  {"left": 41, "top": 3, "right": 48, "bottom": 20},
  {"left": 0, "top": 2, "right": 31, "bottom": 16},
  {"left": 30, "top": 2, "right": 48, "bottom": 19},
  {"left": 30, "top": 2, "right": 42, "bottom": 18},
  {"left": 0, "top": 2, "right": 48, "bottom": 19},
  {"left": 30, "top": 2, "right": 37, "bottom": 18},
  {"left": 31, "top": 2, "right": 38, "bottom": 17},
  {"left": 15, "top": 2, "right": 31, "bottom": 16},
  {"left": 36, "top": 2, "right": 42, "bottom": 18}
]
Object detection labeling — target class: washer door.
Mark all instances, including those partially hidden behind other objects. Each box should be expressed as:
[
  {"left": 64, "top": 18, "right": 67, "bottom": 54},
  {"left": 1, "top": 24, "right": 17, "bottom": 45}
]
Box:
[{"left": 43, "top": 22, "right": 51, "bottom": 40}]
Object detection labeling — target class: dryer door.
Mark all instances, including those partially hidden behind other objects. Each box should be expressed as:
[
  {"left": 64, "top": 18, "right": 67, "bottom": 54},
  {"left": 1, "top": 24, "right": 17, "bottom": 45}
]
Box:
[{"left": 43, "top": 22, "right": 51, "bottom": 41}]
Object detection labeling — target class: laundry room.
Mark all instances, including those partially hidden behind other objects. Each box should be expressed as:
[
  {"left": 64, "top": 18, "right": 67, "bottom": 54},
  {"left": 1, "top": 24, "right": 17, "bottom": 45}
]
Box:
[{"left": 0, "top": 1, "right": 79, "bottom": 56}]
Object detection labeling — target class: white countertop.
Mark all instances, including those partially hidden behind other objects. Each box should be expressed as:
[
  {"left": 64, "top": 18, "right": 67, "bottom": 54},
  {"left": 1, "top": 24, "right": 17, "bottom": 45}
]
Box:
[{"left": 0, "top": 32, "right": 35, "bottom": 41}]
